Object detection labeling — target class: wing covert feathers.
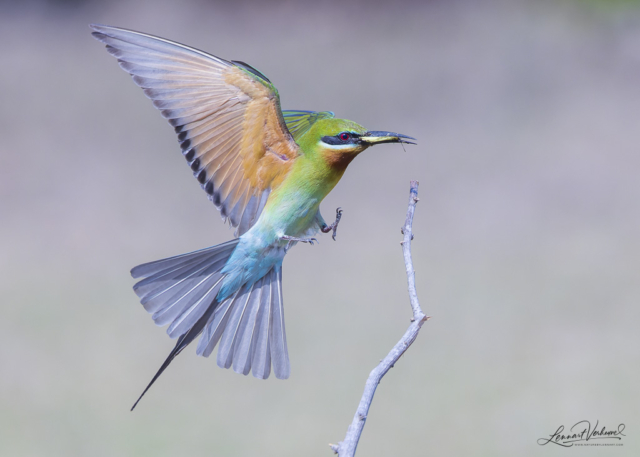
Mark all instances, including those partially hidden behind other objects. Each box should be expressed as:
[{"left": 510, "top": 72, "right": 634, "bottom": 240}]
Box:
[
  {"left": 282, "top": 110, "right": 335, "bottom": 141},
  {"left": 91, "top": 24, "right": 299, "bottom": 235}
]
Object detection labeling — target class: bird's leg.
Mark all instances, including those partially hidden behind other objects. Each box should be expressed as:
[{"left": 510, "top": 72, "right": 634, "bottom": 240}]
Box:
[
  {"left": 280, "top": 235, "right": 318, "bottom": 245},
  {"left": 320, "top": 207, "right": 343, "bottom": 241}
]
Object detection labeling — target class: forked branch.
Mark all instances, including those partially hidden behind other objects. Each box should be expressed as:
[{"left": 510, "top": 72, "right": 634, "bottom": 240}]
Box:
[{"left": 330, "top": 180, "right": 428, "bottom": 456}]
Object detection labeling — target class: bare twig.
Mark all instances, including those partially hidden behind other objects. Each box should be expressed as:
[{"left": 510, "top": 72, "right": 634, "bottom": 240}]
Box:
[{"left": 330, "top": 180, "right": 428, "bottom": 456}]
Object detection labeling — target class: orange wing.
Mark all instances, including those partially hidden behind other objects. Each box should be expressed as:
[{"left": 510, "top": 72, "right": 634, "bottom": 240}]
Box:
[{"left": 91, "top": 24, "right": 299, "bottom": 235}]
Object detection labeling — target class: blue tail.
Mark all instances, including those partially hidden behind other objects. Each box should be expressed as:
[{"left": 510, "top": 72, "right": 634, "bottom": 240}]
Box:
[{"left": 129, "top": 239, "right": 289, "bottom": 410}]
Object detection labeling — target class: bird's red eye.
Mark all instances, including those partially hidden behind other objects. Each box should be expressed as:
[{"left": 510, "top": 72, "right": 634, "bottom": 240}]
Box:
[{"left": 339, "top": 132, "right": 350, "bottom": 141}]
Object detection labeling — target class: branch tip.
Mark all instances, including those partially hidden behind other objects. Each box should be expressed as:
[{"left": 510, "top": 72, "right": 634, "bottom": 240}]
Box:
[{"left": 330, "top": 180, "right": 428, "bottom": 456}]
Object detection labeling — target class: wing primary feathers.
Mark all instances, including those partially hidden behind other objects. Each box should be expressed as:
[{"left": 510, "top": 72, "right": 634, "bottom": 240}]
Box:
[
  {"left": 91, "top": 24, "right": 230, "bottom": 66},
  {"left": 92, "top": 24, "right": 302, "bottom": 235}
]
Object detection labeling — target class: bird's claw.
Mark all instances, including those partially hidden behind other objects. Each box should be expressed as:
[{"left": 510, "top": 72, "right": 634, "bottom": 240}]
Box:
[
  {"left": 333, "top": 207, "right": 343, "bottom": 241},
  {"left": 321, "top": 207, "right": 343, "bottom": 241}
]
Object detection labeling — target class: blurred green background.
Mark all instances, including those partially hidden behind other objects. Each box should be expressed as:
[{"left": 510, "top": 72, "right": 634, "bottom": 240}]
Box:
[{"left": 1, "top": 0, "right": 639, "bottom": 455}]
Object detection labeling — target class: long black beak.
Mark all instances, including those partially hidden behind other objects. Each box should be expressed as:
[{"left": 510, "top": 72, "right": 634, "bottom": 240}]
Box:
[{"left": 360, "top": 131, "right": 417, "bottom": 146}]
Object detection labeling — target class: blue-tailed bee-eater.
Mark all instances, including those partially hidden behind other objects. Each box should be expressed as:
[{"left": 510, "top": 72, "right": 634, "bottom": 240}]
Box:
[{"left": 91, "top": 24, "right": 416, "bottom": 409}]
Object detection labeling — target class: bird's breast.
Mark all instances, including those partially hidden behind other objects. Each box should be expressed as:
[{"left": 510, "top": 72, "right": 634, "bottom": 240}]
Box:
[
  {"left": 250, "top": 186, "right": 319, "bottom": 239},
  {"left": 274, "top": 194, "right": 319, "bottom": 237}
]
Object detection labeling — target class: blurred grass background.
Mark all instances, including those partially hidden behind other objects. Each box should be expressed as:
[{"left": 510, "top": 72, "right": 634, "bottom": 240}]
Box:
[{"left": 1, "top": 0, "right": 639, "bottom": 455}]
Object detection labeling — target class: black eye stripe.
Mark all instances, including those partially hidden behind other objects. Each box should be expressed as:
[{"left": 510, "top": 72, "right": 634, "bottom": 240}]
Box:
[{"left": 321, "top": 132, "right": 361, "bottom": 145}]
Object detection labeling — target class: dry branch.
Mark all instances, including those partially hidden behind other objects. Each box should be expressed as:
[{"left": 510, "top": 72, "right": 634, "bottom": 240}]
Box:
[{"left": 330, "top": 180, "right": 428, "bottom": 456}]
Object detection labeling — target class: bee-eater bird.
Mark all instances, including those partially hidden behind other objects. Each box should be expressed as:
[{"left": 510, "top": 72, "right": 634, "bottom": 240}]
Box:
[{"left": 91, "top": 24, "right": 415, "bottom": 410}]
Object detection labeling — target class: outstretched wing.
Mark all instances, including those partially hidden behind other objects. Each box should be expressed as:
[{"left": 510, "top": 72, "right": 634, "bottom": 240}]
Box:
[
  {"left": 282, "top": 110, "right": 335, "bottom": 142},
  {"left": 91, "top": 24, "right": 300, "bottom": 235}
]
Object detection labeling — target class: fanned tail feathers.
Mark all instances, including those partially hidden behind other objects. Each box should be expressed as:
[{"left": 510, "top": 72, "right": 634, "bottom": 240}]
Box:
[
  {"left": 196, "top": 267, "right": 289, "bottom": 380},
  {"left": 130, "top": 240, "right": 289, "bottom": 409}
]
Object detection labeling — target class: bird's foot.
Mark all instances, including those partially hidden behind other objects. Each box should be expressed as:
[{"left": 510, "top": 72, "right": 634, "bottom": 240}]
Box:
[
  {"left": 321, "top": 207, "right": 343, "bottom": 241},
  {"left": 281, "top": 235, "right": 318, "bottom": 245}
]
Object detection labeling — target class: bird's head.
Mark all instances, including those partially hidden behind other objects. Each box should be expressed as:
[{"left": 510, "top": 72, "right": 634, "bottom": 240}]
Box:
[{"left": 300, "top": 118, "right": 416, "bottom": 170}]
